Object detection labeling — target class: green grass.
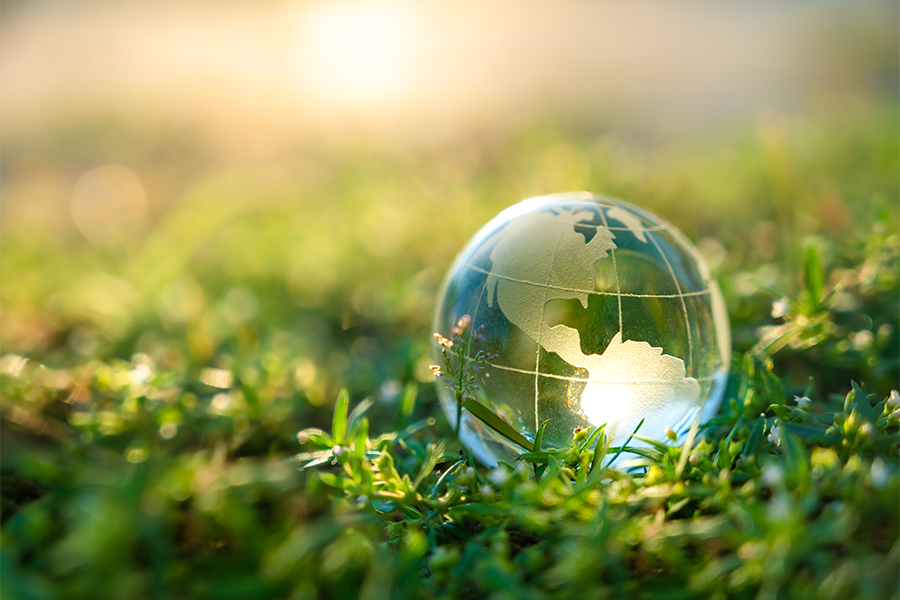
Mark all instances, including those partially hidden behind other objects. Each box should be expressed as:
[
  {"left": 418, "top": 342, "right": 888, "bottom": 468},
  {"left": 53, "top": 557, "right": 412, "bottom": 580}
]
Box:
[{"left": 1, "top": 105, "right": 898, "bottom": 599}]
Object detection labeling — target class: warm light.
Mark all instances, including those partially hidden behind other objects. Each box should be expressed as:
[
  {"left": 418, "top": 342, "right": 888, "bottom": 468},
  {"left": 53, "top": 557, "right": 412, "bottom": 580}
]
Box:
[
  {"left": 290, "top": 1, "right": 422, "bottom": 109},
  {"left": 70, "top": 164, "right": 147, "bottom": 245},
  {"left": 579, "top": 383, "right": 632, "bottom": 434}
]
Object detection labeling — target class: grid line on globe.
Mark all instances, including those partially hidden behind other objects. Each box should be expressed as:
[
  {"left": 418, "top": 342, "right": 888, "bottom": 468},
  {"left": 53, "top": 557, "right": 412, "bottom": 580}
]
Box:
[
  {"left": 433, "top": 192, "right": 730, "bottom": 467},
  {"left": 464, "top": 264, "right": 713, "bottom": 299}
]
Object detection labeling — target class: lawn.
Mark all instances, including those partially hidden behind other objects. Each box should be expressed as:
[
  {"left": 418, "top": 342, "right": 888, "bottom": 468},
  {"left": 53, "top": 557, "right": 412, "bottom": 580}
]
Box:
[{"left": 1, "top": 101, "right": 898, "bottom": 599}]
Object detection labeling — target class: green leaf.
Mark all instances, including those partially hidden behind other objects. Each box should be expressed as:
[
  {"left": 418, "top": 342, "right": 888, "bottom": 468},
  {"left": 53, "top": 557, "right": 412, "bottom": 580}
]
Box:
[
  {"left": 533, "top": 420, "right": 549, "bottom": 453},
  {"left": 589, "top": 424, "right": 608, "bottom": 473},
  {"left": 632, "top": 435, "right": 673, "bottom": 455},
  {"left": 318, "top": 472, "right": 347, "bottom": 489},
  {"left": 605, "top": 418, "right": 645, "bottom": 467},
  {"left": 400, "top": 382, "right": 417, "bottom": 420},
  {"left": 741, "top": 416, "right": 766, "bottom": 462},
  {"left": 463, "top": 398, "right": 533, "bottom": 451},
  {"left": 851, "top": 380, "right": 875, "bottom": 426},
  {"left": 353, "top": 417, "right": 369, "bottom": 461},
  {"left": 784, "top": 423, "right": 841, "bottom": 445},
  {"left": 449, "top": 503, "right": 504, "bottom": 516},
  {"left": 413, "top": 441, "right": 447, "bottom": 491},
  {"left": 297, "top": 452, "right": 333, "bottom": 469},
  {"left": 296, "top": 428, "right": 333, "bottom": 448},
  {"left": 332, "top": 388, "right": 350, "bottom": 446},
  {"left": 348, "top": 396, "right": 374, "bottom": 436},
  {"left": 805, "top": 244, "right": 824, "bottom": 309},
  {"left": 429, "top": 459, "right": 465, "bottom": 498},
  {"left": 781, "top": 428, "right": 809, "bottom": 483},
  {"left": 517, "top": 451, "right": 558, "bottom": 464}
]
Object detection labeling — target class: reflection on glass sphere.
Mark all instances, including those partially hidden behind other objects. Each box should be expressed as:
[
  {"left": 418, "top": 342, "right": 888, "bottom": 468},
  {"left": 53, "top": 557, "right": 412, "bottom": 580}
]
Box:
[{"left": 432, "top": 192, "right": 731, "bottom": 467}]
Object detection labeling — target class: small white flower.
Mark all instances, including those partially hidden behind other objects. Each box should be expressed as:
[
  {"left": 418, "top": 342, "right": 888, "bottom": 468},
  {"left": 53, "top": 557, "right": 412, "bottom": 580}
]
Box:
[
  {"left": 465, "top": 467, "right": 475, "bottom": 479},
  {"left": 793, "top": 395, "right": 811, "bottom": 409},
  {"left": 332, "top": 445, "right": 344, "bottom": 456},
  {"left": 488, "top": 468, "right": 509, "bottom": 485},
  {"left": 851, "top": 330, "right": 873, "bottom": 350},
  {"left": 357, "top": 495, "right": 369, "bottom": 504},
  {"left": 131, "top": 363, "right": 152, "bottom": 385},
  {"left": 761, "top": 462, "right": 784, "bottom": 486},
  {"left": 860, "top": 422, "right": 874, "bottom": 437},
  {"left": 888, "top": 390, "right": 900, "bottom": 409},
  {"left": 771, "top": 297, "right": 790, "bottom": 319},
  {"left": 480, "top": 484, "right": 493, "bottom": 496},
  {"left": 869, "top": 458, "right": 889, "bottom": 489},
  {"left": 767, "top": 494, "right": 791, "bottom": 522},
  {"left": 767, "top": 424, "right": 782, "bottom": 446}
]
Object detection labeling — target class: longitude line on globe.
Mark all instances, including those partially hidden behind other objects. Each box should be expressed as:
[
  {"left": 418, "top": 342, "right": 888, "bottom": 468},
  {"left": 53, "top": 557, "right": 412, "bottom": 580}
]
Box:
[
  {"left": 648, "top": 233, "right": 694, "bottom": 372},
  {"left": 596, "top": 206, "right": 624, "bottom": 334},
  {"left": 534, "top": 220, "right": 570, "bottom": 432},
  {"left": 463, "top": 264, "right": 710, "bottom": 299}
]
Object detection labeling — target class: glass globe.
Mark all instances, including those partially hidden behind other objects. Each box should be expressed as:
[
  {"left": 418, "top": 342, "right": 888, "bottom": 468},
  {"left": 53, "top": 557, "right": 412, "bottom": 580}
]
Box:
[{"left": 432, "top": 192, "right": 730, "bottom": 467}]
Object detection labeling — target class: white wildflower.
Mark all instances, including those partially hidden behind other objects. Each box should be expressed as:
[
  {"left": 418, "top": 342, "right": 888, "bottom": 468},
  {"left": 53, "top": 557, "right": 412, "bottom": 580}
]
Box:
[
  {"left": 794, "top": 395, "right": 811, "bottom": 409},
  {"left": 771, "top": 297, "right": 790, "bottom": 319},
  {"left": 488, "top": 467, "right": 509, "bottom": 485},
  {"left": 761, "top": 462, "right": 784, "bottom": 486},
  {"left": 888, "top": 390, "right": 900, "bottom": 409},
  {"left": 869, "top": 458, "right": 889, "bottom": 489},
  {"left": 767, "top": 424, "right": 782, "bottom": 446}
]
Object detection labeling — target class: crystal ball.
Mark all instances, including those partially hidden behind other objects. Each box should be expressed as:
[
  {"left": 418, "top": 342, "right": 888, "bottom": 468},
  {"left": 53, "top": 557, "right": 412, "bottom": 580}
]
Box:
[{"left": 432, "top": 192, "right": 731, "bottom": 467}]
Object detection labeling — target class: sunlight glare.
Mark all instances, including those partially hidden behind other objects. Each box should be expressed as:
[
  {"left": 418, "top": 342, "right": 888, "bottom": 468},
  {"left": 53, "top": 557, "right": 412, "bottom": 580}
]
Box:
[{"left": 291, "top": 1, "right": 423, "bottom": 109}]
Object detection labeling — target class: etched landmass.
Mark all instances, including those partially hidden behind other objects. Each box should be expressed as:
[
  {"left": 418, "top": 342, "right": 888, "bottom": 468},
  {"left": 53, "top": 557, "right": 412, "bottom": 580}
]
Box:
[
  {"left": 484, "top": 205, "right": 700, "bottom": 432},
  {"left": 606, "top": 206, "right": 648, "bottom": 243}
]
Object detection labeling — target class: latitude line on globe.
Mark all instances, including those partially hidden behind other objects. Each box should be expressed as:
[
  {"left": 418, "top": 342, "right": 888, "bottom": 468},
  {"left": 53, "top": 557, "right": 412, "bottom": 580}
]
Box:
[
  {"left": 534, "top": 213, "right": 671, "bottom": 232},
  {"left": 464, "top": 263, "right": 710, "bottom": 299},
  {"left": 480, "top": 360, "right": 720, "bottom": 383},
  {"left": 533, "top": 220, "right": 570, "bottom": 433},
  {"left": 596, "top": 206, "right": 624, "bottom": 334},
  {"left": 648, "top": 233, "right": 694, "bottom": 373}
]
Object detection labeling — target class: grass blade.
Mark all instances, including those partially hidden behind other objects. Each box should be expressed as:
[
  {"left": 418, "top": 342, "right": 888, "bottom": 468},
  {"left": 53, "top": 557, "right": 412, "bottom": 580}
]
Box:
[
  {"left": 805, "top": 244, "right": 824, "bottom": 309},
  {"left": 401, "top": 382, "right": 418, "bottom": 421},
  {"left": 605, "top": 418, "right": 645, "bottom": 468},
  {"left": 332, "top": 388, "right": 350, "bottom": 446},
  {"left": 534, "top": 420, "right": 549, "bottom": 453},
  {"left": 462, "top": 398, "right": 533, "bottom": 451}
]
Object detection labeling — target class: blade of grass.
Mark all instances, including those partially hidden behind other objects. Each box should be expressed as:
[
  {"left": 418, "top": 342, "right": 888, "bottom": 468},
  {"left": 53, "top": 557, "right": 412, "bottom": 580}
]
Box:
[
  {"left": 533, "top": 420, "right": 549, "bottom": 453},
  {"left": 463, "top": 398, "right": 533, "bottom": 451},
  {"left": 400, "top": 382, "right": 418, "bottom": 422},
  {"left": 675, "top": 414, "right": 701, "bottom": 478},
  {"left": 805, "top": 244, "right": 824, "bottom": 310},
  {"left": 332, "top": 388, "right": 350, "bottom": 446},
  {"left": 605, "top": 418, "right": 644, "bottom": 467},
  {"left": 348, "top": 397, "right": 374, "bottom": 436}
]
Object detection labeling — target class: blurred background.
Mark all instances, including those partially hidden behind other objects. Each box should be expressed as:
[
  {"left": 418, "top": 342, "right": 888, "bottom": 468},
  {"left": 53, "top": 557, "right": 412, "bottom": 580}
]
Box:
[
  {"left": 1, "top": 1, "right": 898, "bottom": 596},
  {"left": 2, "top": 0, "right": 898, "bottom": 400}
]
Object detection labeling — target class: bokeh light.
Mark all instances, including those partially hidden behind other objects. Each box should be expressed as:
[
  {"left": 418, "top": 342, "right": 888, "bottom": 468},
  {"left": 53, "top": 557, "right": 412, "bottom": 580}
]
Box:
[{"left": 70, "top": 164, "right": 147, "bottom": 245}]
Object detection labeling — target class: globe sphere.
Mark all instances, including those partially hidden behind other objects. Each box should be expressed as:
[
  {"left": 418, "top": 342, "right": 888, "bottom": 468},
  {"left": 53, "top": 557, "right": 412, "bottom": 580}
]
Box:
[{"left": 432, "top": 192, "right": 731, "bottom": 467}]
